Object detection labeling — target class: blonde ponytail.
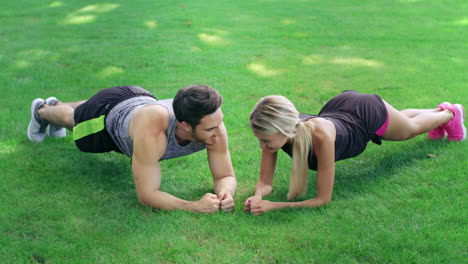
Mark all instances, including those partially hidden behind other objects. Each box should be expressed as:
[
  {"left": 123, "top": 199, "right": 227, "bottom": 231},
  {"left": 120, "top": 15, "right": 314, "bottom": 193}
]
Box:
[{"left": 288, "top": 121, "right": 314, "bottom": 200}]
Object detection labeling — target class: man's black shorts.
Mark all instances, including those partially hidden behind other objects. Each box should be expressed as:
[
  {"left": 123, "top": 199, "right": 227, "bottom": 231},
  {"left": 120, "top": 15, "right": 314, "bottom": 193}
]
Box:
[{"left": 73, "top": 86, "right": 155, "bottom": 153}]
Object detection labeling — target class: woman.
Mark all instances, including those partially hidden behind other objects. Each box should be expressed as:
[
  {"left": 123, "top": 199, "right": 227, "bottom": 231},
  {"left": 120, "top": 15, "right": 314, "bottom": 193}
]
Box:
[{"left": 244, "top": 90, "right": 465, "bottom": 215}]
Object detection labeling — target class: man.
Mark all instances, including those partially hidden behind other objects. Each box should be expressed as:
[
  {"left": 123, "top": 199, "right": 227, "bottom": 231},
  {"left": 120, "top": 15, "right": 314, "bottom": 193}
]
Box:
[{"left": 27, "top": 85, "right": 237, "bottom": 213}]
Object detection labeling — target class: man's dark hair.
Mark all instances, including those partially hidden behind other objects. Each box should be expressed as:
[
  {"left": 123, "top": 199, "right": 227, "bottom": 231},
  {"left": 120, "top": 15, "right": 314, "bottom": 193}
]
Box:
[{"left": 173, "top": 84, "right": 223, "bottom": 128}]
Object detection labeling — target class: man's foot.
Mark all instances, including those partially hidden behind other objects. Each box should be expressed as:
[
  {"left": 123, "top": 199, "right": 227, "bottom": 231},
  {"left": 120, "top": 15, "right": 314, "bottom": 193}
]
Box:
[
  {"left": 27, "top": 98, "right": 48, "bottom": 142},
  {"left": 428, "top": 102, "right": 451, "bottom": 140},
  {"left": 45, "top": 97, "right": 67, "bottom": 138},
  {"left": 446, "top": 104, "right": 466, "bottom": 141}
]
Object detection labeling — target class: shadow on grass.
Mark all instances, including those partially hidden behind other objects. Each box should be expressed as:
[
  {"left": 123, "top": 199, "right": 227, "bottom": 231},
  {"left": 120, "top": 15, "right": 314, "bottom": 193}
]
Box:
[
  {"left": 5, "top": 137, "right": 218, "bottom": 207},
  {"left": 313, "top": 138, "right": 449, "bottom": 199},
  {"left": 2, "top": 135, "right": 451, "bottom": 221},
  {"left": 3, "top": 138, "right": 135, "bottom": 200},
  {"left": 249, "top": 138, "right": 451, "bottom": 217}
]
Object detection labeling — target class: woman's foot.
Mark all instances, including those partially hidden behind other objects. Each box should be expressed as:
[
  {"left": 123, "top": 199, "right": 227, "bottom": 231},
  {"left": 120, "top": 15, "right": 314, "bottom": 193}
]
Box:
[
  {"left": 445, "top": 104, "right": 466, "bottom": 141},
  {"left": 428, "top": 102, "right": 451, "bottom": 140}
]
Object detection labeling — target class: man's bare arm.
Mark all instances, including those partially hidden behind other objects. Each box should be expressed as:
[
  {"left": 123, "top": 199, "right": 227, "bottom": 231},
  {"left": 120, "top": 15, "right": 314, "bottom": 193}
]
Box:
[
  {"left": 131, "top": 106, "right": 220, "bottom": 213},
  {"left": 206, "top": 122, "right": 237, "bottom": 211}
]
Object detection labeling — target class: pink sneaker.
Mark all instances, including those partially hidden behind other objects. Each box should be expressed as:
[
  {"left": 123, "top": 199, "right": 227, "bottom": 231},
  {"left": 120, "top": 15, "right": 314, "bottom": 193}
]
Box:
[
  {"left": 446, "top": 104, "right": 466, "bottom": 141},
  {"left": 428, "top": 102, "right": 451, "bottom": 140}
]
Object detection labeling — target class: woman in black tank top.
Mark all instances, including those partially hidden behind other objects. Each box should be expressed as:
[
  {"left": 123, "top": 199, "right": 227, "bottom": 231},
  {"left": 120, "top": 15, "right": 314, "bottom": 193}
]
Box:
[{"left": 244, "top": 90, "right": 465, "bottom": 215}]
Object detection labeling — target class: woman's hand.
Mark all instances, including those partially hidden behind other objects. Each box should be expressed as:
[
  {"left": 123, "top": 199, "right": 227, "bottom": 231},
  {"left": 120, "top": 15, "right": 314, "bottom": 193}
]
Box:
[
  {"left": 244, "top": 196, "right": 277, "bottom": 215},
  {"left": 243, "top": 195, "right": 262, "bottom": 213},
  {"left": 249, "top": 200, "right": 277, "bottom": 215}
]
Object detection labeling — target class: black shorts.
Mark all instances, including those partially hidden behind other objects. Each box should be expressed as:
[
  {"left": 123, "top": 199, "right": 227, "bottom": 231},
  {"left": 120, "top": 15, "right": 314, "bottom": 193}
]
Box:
[
  {"left": 319, "top": 90, "right": 388, "bottom": 139},
  {"left": 73, "top": 86, "right": 155, "bottom": 153},
  {"left": 318, "top": 90, "right": 388, "bottom": 161}
]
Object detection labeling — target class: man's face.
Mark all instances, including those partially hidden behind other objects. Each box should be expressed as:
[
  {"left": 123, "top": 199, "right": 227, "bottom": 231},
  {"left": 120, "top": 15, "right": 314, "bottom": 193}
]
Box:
[{"left": 191, "top": 108, "right": 224, "bottom": 145}]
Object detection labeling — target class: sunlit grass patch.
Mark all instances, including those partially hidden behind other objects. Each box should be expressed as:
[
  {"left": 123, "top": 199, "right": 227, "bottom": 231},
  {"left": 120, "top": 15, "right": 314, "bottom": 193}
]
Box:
[
  {"left": 247, "top": 63, "right": 281, "bottom": 77},
  {"left": 98, "top": 66, "right": 125, "bottom": 78},
  {"left": 62, "top": 3, "right": 120, "bottom": 25},
  {"left": 144, "top": 20, "right": 158, "bottom": 29},
  {"left": 198, "top": 33, "right": 229, "bottom": 46}
]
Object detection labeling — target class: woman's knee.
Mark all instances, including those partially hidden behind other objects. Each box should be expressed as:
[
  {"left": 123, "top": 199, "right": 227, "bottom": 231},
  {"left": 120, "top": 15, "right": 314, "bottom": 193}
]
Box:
[{"left": 383, "top": 104, "right": 420, "bottom": 141}]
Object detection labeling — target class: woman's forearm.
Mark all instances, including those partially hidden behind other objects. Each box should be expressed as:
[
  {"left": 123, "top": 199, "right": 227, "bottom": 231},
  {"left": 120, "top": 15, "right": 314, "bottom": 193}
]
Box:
[
  {"left": 273, "top": 197, "right": 330, "bottom": 210},
  {"left": 254, "top": 182, "right": 273, "bottom": 198}
]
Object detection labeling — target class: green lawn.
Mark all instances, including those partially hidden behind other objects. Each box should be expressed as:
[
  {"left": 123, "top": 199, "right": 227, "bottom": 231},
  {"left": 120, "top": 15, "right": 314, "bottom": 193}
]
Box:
[{"left": 1, "top": 0, "right": 467, "bottom": 263}]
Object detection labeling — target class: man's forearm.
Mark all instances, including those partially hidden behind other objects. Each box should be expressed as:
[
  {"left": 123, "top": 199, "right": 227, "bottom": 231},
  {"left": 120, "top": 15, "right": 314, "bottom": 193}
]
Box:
[
  {"left": 214, "top": 175, "right": 237, "bottom": 196},
  {"left": 139, "top": 190, "right": 197, "bottom": 212}
]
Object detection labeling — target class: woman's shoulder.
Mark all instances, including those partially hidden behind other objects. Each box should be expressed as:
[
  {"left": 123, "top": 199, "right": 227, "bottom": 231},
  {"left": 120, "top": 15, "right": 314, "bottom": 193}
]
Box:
[{"left": 307, "top": 118, "right": 336, "bottom": 143}]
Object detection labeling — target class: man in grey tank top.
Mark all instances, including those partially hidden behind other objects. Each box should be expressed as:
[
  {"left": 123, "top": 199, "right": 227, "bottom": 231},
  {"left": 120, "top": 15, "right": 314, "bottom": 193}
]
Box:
[{"left": 27, "top": 85, "right": 237, "bottom": 213}]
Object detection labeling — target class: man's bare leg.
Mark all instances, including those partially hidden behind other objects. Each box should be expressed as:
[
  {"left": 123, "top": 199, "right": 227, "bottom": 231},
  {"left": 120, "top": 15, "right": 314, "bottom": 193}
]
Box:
[
  {"left": 38, "top": 100, "right": 86, "bottom": 131},
  {"left": 27, "top": 97, "right": 86, "bottom": 142}
]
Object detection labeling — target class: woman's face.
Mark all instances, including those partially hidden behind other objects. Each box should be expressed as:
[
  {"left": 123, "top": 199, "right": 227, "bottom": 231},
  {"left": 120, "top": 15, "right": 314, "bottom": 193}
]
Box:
[{"left": 253, "top": 130, "right": 289, "bottom": 153}]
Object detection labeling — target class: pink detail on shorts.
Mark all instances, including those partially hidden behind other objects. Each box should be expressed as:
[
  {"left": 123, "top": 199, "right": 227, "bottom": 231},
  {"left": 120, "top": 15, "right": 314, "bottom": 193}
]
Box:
[{"left": 375, "top": 114, "right": 389, "bottom": 137}]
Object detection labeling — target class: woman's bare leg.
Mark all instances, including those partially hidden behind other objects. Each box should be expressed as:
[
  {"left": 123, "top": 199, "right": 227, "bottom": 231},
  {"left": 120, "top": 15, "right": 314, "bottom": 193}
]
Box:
[
  {"left": 400, "top": 108, "right": 439, "bottom": 118},
  {"left": 382, "top": 100, "right": 453, "bottom": 141}
]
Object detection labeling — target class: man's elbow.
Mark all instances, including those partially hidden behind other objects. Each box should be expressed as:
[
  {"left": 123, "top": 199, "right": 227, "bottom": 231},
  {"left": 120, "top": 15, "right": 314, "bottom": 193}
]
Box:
[
  {"left": 216, "top": 174, "right": 236, "bottom": 182},
  {"left": 214, "top": 175, "right": 237, "bottom": 188}
]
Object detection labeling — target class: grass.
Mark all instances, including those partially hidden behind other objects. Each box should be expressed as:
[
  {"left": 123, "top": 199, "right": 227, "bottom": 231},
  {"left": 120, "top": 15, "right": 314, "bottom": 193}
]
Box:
[{"left": 1, "top": 0, "right": 467, "bottom": 263}]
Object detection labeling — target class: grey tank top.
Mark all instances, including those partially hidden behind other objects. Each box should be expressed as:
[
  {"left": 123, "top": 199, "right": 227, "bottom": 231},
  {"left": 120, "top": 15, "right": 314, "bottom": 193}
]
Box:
[{"left": 105, "top": 96, "right": 206, "bottom": 159}]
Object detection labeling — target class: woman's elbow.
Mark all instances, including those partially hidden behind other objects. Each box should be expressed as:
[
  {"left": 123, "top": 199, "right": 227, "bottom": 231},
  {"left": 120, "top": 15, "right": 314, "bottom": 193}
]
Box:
[
  {"left": 137, "top": 195, "right": 149, "bottom": 206},
  {"left": 257, "top": 182, "right": 273, "bottom": 193},
  {"left": 320, "top": 197, "right": 331, "bottom": 206},
  {"left": 137, "top": 191, "right": 154, "bottom": 207}
]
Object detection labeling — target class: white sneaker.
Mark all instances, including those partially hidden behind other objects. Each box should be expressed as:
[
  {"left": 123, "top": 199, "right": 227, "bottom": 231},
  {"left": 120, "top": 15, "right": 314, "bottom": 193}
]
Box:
[
  {"left": 27, "top": 98, "right": 48, "bottom": 142},
  {"left": 45, "top": 97, "right": 67, "bottom": 138}
]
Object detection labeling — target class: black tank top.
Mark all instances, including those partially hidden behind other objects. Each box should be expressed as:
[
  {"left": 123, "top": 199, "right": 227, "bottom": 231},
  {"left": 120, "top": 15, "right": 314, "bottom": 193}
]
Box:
[{"left": 281, "top": 90, "right": 387, "bottom": 170}]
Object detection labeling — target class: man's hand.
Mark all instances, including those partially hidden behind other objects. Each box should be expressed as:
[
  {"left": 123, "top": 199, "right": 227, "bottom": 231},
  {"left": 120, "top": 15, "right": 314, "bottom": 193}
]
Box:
[
  {"left": 194, "top": 193, "right": 220, "bottom": 213},
  {"left": 217, "top": 192, "right": 234, "bottom": 212}
]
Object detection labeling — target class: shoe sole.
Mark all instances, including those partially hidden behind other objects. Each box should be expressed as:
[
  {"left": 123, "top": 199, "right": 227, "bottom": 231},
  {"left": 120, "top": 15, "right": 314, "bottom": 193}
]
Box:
[
  {"left": 429, "top": 102, "right": 451, "bottom": 140},
  {"left": 448, "top": 104, "right": 466, "bottom": 141},
  {"left": 27, "top": 98, "right": 46, "bottom": 142}
]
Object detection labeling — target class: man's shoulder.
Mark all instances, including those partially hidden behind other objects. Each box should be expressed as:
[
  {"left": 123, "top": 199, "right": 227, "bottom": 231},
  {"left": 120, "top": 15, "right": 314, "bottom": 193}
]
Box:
[
  {"left": 131, "top": 104, "right": 171, "bottom": 136},
  {"left": 136, "top": 104, "right": 170, "bottom": 120}
]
